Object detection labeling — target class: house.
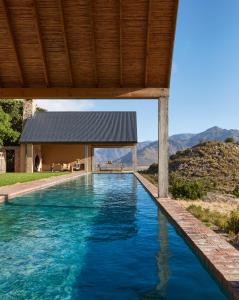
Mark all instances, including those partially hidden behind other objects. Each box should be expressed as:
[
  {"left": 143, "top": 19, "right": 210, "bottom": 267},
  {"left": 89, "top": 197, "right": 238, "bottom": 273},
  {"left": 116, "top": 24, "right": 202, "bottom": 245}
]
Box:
[{"left": 19, "top": 102, "right": 137, "bottom": 173}]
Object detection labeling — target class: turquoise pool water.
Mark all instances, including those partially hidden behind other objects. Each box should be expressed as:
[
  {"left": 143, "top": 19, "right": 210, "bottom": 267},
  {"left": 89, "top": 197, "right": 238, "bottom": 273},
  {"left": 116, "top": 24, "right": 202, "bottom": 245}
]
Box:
[{"left": 0, "top": 174, "right": 228, "bottom": 299}]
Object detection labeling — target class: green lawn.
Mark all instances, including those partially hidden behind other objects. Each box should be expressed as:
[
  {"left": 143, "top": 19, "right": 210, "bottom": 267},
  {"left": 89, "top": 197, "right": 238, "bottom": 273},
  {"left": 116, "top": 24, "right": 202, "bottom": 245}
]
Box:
[{"left": 0, "top": 172, "right": 67, "bottom": 187}]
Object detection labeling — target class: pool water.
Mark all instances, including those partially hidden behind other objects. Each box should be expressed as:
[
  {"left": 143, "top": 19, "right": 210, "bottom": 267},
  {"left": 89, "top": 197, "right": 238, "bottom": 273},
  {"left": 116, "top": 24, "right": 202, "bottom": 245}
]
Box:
[{"left": 0, "top": 174, "right": 228, "bottom": 299}]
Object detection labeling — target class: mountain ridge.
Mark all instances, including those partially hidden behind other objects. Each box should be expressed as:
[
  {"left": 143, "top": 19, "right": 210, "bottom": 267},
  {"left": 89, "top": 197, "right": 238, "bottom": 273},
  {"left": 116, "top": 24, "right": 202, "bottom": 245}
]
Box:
[{"left": 95, "top": 126, "right": 239, "bottom": 166}]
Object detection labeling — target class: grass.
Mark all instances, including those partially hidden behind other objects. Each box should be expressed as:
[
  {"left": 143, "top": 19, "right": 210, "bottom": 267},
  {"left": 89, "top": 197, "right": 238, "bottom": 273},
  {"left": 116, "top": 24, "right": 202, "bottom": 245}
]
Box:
[
  {"left": 0, "top": 172, "right": 67, "bottom": 187},
  {"left": 187, "top": 205, "right": 228, "bottom": 230},
  {"left": 187, "top": 204, "right": 239, "bottom": 237},
  {"left": 141, "top": 174, "right": 158, "bottom": 186}
]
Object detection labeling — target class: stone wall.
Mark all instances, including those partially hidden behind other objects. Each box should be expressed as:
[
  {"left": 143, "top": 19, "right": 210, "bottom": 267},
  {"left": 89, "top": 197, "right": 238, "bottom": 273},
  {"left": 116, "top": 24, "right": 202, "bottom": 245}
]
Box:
[{"left": 23, "top": 99, "right": 36, "bottom": 121}]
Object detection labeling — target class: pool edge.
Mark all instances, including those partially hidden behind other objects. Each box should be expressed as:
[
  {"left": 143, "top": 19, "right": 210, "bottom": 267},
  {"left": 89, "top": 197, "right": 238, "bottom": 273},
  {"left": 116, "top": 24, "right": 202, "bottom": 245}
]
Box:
[{"left": 134, "top": 172, "right": 239, "bottom": 300}]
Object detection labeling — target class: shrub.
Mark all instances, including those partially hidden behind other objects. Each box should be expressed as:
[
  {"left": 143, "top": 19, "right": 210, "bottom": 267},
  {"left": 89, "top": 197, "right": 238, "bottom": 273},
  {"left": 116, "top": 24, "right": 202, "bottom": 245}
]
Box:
[
  {"left": 170, "top": 175, "right": 206, "bottom": 200},
  {"left": 187, "top": 205, "right": 228, "bottom": 229},
  {"left": 225, "top": 137, "right": 234, "bottom": 143},
  {"left": 146, "top": 163, "right": 158, "bottom": 174},
  {"left": 232, "top": 185, "right": 239, "bottom": 197},
  {"left": 227, "top": 207, "right": 239, "bottom": 234}
]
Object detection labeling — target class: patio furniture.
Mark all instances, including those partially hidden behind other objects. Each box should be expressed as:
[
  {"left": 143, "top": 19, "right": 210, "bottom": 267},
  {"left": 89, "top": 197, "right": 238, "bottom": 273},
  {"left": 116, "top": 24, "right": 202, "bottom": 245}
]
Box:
[{"left": 99, "top": 163, "right": 123, "bottom": 172}]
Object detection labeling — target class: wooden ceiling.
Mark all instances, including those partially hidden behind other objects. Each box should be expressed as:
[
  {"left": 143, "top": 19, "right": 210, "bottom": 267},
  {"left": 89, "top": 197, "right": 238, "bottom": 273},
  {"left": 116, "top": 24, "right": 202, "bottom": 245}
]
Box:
[{"left": 0, "top": 0, "right": 178, "bottom": 97}]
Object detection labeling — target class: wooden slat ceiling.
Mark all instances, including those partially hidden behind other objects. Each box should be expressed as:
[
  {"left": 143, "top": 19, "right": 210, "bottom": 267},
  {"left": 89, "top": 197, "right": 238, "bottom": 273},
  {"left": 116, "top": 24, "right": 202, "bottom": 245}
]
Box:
[{"left": 0, "top": 0, "right": 178, "bottom": 89}]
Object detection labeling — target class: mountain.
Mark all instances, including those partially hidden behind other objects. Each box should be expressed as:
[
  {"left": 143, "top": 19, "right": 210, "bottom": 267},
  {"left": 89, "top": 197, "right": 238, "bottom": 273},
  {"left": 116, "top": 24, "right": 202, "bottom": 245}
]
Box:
[
  {"left": 94, "top": 127, "right": 239, "bottom": 166},
  {"left": 186, "top": 126, "right": 239, "bottom": 147},
  {"left": 94, "top": 141, "right": 152, "bottom": 163},
  {"left": 114, "top": 141, "right": 158, "bottom": 166}
]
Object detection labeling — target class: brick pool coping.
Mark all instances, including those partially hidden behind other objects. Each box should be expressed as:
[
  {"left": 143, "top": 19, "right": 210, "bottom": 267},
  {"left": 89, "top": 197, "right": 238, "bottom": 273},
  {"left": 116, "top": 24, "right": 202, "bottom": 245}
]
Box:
[
  {"left": 134, "top": 172, "right": 239, "bottom": 300},
  {"left": 0, "top": 172, "right": 86, "bottom": 203}
]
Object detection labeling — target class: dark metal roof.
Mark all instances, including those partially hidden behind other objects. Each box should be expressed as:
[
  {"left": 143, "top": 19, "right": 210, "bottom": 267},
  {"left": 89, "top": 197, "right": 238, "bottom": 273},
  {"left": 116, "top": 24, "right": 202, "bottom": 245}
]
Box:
[{"left": 20, "top": 111, "right": 137, "bottom": 144}]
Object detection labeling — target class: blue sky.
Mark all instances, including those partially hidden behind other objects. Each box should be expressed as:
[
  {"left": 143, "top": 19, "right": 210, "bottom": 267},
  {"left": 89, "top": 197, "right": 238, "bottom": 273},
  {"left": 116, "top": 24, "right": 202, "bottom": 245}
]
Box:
[{"left": 36, "top": 0, "right": 239, "bottom": 142}]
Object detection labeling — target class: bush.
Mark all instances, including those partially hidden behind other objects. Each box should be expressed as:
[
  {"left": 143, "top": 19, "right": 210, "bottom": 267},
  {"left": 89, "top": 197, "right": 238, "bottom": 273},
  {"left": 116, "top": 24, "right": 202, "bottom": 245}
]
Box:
[
  {"left": 227, "top": 207, "right": 239, "bottom": 234},
  {"left": 232, "top": 185, "right": 239, "bottom": 197},
  {"left": 225, "top": 137, "right": 234, "bottom": 143},
  {"left": 170, "top": 175, "right": 206, "bottom": 200},
  {"left": 146, "top": 163, "right": 158, "bottom": 174}
]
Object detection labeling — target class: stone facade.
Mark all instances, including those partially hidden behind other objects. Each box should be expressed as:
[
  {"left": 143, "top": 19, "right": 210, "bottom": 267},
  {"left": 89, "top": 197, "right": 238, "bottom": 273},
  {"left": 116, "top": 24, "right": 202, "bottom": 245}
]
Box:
[{"left": 23, "top": 99, "right": 36, "bottom": 121}]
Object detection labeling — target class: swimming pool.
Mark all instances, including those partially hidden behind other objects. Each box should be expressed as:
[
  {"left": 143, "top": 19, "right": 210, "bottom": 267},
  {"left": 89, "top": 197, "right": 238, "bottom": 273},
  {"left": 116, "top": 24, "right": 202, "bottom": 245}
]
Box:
[{"left": 0, "top": 174, "right": 228, "bottom": 299}]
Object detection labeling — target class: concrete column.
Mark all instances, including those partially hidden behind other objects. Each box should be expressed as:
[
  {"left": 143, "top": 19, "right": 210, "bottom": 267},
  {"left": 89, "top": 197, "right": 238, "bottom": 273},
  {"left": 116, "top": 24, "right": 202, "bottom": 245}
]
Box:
[
  {"left": 20, "top": 144, "right": 26, "bottom": 172},
  {"left": 91, "top": 147, "right": 95, "bottom": 172},
  {"left": 84, "top": 144, "right": 89, "bottom": 173},
  {"left": 158, "top": 97, "right": 169, "bottom": 198},
  {"left": 26, "top": 144, "right": 33, "bottom": 173},
  {"left": 14, "top": 147, "right": 20, "bottom": 172},
  {"left": 132, "top": 144, "right": 137, "bottom": 172},
  {"left": 88, "top": 145, "right": 92, "bottom": 172}
]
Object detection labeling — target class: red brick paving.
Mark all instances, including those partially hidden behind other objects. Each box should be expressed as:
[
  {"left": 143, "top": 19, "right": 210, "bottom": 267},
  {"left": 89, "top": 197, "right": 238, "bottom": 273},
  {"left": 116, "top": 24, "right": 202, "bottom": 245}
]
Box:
[
  {"left": 134, "top": 172, "right": 239, "bottom": 300},
  {"left": 0, "top": 172, "right": 86, "bottom": 202}
]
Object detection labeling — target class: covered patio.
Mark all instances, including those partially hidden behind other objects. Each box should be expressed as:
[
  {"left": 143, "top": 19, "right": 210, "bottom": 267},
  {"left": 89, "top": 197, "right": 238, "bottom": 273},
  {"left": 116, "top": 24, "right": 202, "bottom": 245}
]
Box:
[{"left": 0, "top": 0, "right": 179, "bottom": 197}]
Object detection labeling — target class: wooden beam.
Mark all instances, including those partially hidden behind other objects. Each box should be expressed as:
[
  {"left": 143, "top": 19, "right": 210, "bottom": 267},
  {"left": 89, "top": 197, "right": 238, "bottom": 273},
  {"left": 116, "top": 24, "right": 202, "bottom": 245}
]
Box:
[
  {"left": 145, "top": 0, "right": 152, "bottom": 87},
  {"left": 167, "top": 0, "right": 179, "bottom": 87},
  {"left": 58, "top": 0, "right": 73, "bottom": 86},
  {"left": 89, "top": 0, "right": 98, "bottom": 87},
  {"left": 90, "top": 144, "right": 136, "bottom": 148},
  {"left": 2, "top": 0, "right": 24, "bottom": 86},
  {"left": 0, "top": 87, "right": 169, "bottom": 99},
  {"left": 32, "top": 0, "right": 49, "bottom": 87},
  {"left": 119, "top": 0, "right": 123, "bottom": 87}
]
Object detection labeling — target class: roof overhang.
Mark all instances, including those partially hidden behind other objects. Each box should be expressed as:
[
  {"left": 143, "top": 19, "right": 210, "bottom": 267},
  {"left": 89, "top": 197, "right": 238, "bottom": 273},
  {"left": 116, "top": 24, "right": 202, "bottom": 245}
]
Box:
[
  {"left": 0, "top": 87, "right": 169, "bottom": 99},
  {"left": 0, "top": 0, "right": 178, "bottom": 99}
]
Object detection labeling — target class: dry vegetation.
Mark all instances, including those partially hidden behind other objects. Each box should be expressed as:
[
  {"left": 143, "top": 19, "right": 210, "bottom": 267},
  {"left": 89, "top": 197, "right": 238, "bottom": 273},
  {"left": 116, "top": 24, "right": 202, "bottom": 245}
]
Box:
[
  {"left": 170, "top": 141, "right": 239, "bottom": 193},
  {"left": 141, "top": 141, "right": 239, "bottom": 247}
]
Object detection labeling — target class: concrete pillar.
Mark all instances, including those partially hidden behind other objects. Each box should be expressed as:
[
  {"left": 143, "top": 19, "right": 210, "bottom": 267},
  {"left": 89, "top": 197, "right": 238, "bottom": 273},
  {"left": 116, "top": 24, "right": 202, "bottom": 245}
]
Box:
[
  {"left": 84, "top": 144, "right": 89, "bottom": 173},
  {"left": 91, "top": 147, "right": 95, "bottom": 172},
  {"left": 20, "top": 144, "right": 26, "bottom": 172},
  {"left": 158, "top": 97, "right": 169, "bottom": 198},
  {"left": 23, "top": 99, "right": 36, "bottom": 123},
  {"left": 132, "top": 144, "right": 137, "bottom": 172},
  {"left": 88, "top": 145, "right": 92, "bottom": 172},
  {"left": 14, "top": 147, "right": 20, "bottom": 172},
  {"left": 26, "top": 144, "right": 33, "bottom": 173}
]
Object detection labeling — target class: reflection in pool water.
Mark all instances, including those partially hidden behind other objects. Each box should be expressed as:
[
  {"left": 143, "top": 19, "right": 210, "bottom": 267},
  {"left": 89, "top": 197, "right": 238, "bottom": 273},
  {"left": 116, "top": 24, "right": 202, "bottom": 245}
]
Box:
[{"left": 0, "top": 174, "right": 228, "bottom": 299}]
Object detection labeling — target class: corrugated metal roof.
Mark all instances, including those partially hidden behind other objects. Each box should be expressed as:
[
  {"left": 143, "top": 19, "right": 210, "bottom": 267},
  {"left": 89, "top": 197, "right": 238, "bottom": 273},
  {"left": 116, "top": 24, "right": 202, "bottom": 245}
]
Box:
[{"left": 20, "top": 111, "right": 137, "bottom": 144}]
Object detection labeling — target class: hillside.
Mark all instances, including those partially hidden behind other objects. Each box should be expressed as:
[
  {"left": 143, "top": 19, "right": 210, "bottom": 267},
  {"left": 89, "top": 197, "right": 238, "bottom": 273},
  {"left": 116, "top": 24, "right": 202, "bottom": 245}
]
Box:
[
  {"left": 169, "top": 141, "right": 239, "bottom": 193},
  {"left": 94, "top": 126, "right": 239, "bottom": 167}
]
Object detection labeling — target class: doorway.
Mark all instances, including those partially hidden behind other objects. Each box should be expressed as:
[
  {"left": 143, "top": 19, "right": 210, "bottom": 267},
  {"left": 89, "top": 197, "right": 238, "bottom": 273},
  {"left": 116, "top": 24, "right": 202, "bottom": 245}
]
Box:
[{"left": 6, "top": 150, "right": 15, "bottom": 172}]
